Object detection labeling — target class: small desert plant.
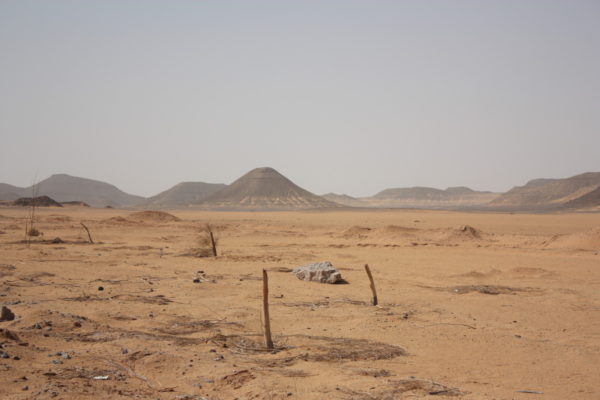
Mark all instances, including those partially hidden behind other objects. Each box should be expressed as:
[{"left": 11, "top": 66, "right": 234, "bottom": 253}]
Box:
[
  {"left": 25, "top": 178, "right": 39, "bottom": 245},
  {"left": 195, "top": 223, "right": 218, "bottom": 257}
]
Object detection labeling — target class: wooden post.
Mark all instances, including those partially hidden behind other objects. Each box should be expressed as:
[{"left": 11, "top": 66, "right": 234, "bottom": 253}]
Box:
[
  {"left": 364, "top": 264, "right": 378, "bottom": 306},
  {"left": 262, "top": 269, "right": 274, "bottom": 350},
  {"left": 80, "top": 222, "right": 94, "bottom": 244},
  {"left": 208, "top": 229, "right": 217, "bottom": 257}
]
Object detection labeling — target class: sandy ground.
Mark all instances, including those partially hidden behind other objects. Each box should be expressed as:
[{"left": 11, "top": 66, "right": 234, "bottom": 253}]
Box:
[{"left": 0, "top": 207, "right": 599, "bottom": 400}]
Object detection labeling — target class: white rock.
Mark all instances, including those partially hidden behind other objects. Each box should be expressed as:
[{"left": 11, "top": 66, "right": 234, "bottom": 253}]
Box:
[{"left": 292, "top": 261, "right": 342, "bottom": 284}]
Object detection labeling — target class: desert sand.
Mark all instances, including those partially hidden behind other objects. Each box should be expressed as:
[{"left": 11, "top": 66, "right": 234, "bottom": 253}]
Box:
[{"left": 0, "top": 207, "right": 599, "bottom": 399}]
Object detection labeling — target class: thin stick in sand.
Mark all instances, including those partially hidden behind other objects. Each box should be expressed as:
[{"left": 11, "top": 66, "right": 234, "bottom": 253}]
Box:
[
  {"left": 365, "top": 264, "right": 378, "bottom": 306},
  {"left": 80, "top": 222, "right": 94, "bottom": 244},
  {"left": 262, "top": 269, "right": 274, "bottom": 350}
]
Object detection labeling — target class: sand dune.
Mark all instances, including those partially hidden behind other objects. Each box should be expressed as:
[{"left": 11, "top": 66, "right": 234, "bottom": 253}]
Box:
[{"left": 545, "top": 226, "right": 600, "bottom": 251}]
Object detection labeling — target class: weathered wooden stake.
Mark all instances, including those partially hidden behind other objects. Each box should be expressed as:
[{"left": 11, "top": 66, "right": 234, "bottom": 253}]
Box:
[
  {"left": 208, "top": 228, "right": 217, "bottom": 257},
  {"left": 364, "top": 264, "right": 378, "bottom": 306},
  {"left": 80, "top": 222, "right": 94, "bottom": 244},
  {"left": 262, "top": 269, "right": 274, "bottom": 350}
]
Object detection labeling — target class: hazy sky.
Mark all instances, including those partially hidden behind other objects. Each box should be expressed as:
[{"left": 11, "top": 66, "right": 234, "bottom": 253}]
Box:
[{"left": 1, "top": 1, "right": 599, "bottom": 197}]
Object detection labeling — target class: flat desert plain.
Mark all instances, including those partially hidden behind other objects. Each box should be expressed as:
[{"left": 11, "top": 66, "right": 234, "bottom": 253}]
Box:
[{"left": 1, "top": 207, "right": 599, "bottom": 400}]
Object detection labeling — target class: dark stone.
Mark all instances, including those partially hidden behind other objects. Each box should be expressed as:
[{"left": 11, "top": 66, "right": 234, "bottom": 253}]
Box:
[{"left": 0, "top": 306, "right": 15, "bottom": 321}]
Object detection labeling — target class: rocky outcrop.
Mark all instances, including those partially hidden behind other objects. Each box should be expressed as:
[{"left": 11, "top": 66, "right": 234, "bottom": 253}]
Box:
[{"left": 292, "top": 261, "right": 342, "bottom": 284}]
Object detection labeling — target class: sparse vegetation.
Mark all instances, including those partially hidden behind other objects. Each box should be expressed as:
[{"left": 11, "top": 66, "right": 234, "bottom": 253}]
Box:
[
  {"left": 25, "top": 180, "right": 39, "bottom": 245},
  {"left": 194, "top": 223, "right": 218, "bottom": 257}
]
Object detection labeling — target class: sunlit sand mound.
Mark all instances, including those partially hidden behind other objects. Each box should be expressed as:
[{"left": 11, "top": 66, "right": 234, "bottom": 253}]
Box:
[
  {"left": 509, "top": 267, "right": 555, "bottom": 278},
  {"left": 545, "top": 227, "right": 600, "bottom": 251},
  {"left": 102, "top": 216, "right": 144, "bottom": 225},
  {"left": 445, "top": 225, "right": 483, "bottom": 240},
  {"left": 354, "top": 224, "right": 486, "bottom": 246},
  {"left": 340, "top": 225, "right": 372, "bottom": 238},
  {"left": 375, "top": 225, "right": 420, "bottom": 237},
  {"left": 127, "top": 211, "right": 180, "bottom": 223},
  {"left": 454, "top": 269, "right": 502, "bottom": 279},
  {"left": 42, "top": 215, "right": 73, "bottom": 223}
]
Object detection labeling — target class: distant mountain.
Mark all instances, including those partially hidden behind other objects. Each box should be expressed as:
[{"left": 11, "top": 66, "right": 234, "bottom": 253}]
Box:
[
  {"left": 521, "top": 178, "right": 559, "bottom": 188},
  {"left": 0, "top": 183, "right": 25, "bottom": 201},
  {"left": 367, "top": 186, "right": 499, "bottom": 208},
  {"left": 200, "top": 167, "right": 340, "bottom": 210},
  {"left": 490, "top": 172, "right": 600, "bottom": 209},
  {"left": 143, "top": 182, "right": 227, "bottom": 207},
  {"left": 563, "top": 186, "right": 600, "bottom": 210},
  {"left": 22, "top": 174, "right": 144, "bottom": 208},
  {"left": 2, "top": 170, "right": 599, "bottom": 211},
  {"left": 321, "top": 193, "right": 369, "bottom": 207}
]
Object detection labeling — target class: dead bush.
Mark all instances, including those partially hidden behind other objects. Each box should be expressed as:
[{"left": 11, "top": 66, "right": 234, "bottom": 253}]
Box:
[{"left": 195, "top": 223, "right": 218, "bottom": 257}]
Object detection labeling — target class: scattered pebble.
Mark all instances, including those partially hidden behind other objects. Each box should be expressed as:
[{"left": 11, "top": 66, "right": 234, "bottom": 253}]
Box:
[{"left": 51, "top": 359, "right": 63, "bottom": 365}]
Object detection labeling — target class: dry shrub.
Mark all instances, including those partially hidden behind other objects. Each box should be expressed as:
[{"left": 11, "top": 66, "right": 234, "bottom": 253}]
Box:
[
  {"left": 304, "top": 335, "right": 406, "bottom": 362},
  {"left": 127, "top": 211, "right": 180, "bottom": 223},
  {"left": 248, "top": 335, "right": 407, "bottom": 368},
  {"left": 210, "top": 334, "right": 268, "bottom": 353},
  {"left": 352, "top": 368, "right": 392, "bottom": 378},
  {"left": 195, "top": 223, "right": 218, "bottom": 257}
]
